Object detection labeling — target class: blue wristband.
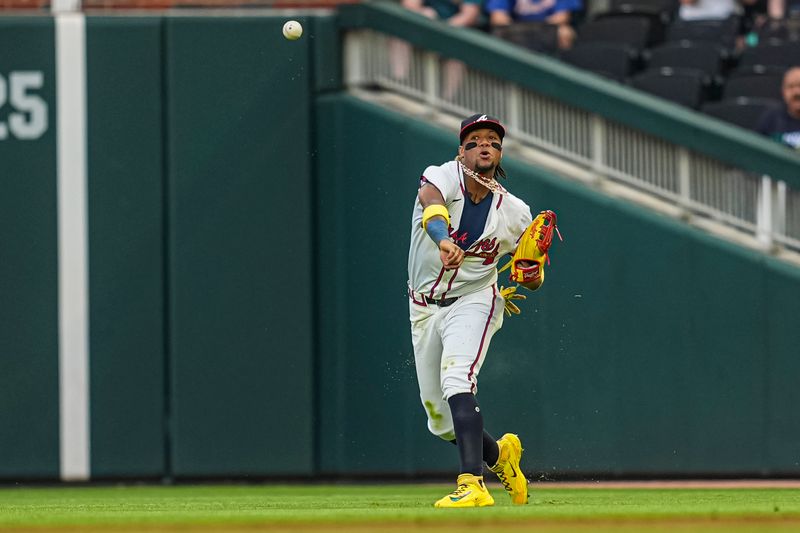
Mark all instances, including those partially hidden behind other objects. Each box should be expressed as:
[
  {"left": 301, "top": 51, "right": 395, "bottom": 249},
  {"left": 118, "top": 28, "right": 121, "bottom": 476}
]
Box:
[{"left": 426, "top": 218, "right": 450, "bottom": 245}]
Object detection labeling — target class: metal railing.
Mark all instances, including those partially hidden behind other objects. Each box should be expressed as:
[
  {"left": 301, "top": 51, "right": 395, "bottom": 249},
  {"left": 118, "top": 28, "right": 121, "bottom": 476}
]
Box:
[{"left": 344, "top": 29, "right": 800, "bottom": 255}]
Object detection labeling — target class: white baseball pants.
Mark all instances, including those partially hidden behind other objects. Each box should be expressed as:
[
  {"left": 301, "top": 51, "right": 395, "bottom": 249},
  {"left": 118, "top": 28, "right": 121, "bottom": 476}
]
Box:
[{"left": 408, "top": 284, "right": 505, "bottom": 441}]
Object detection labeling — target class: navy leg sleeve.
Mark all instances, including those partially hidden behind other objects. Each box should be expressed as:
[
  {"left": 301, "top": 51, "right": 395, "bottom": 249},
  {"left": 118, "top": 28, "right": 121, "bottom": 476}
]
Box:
[{"left": 448, "top": 392, "right": 485, "bottom": 476}]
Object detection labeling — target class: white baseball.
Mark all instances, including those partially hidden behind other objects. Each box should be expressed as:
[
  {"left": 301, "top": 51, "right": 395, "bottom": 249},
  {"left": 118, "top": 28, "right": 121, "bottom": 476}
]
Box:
[{"left": 282, "top": 20, "right": 303, "bottom": 41}]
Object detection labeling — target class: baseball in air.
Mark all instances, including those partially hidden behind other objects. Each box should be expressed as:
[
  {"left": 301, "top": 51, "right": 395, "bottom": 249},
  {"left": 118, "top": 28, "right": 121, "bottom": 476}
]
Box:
[{"left": 282, "top": 20, "right": 303, "bottom": 40}]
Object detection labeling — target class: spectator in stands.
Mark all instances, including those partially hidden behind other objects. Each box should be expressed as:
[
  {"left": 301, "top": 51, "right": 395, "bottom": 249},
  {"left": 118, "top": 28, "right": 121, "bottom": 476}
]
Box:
[
  {"left": 399, "top": 0, "right": 484, "bottom": 25},
  {"left": 390, "top": 0, "right": 483, "bottom": 99},
  {"left": 768, "top": 0, "right": 800, "bottom": 18},
  {"left": 677, "top": 0, "right": 750, "bottom": 49},
  {"left": 486, "top": 0, "right": 582, "bottom": 50},
  {"left": 757, "top": 66, "right": 800, "bottom": 149},
  {"left": 741, "top": 0, "right": 768, "bottom": 45},
  {"left": 678, "top": 0, "right": 739, "bottom": 20}
]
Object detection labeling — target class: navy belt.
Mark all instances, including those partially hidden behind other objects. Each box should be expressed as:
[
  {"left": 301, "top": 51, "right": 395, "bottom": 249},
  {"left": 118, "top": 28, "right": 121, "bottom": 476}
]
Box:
[{"left": 424, "top": 295, "right": 459, "bottom": 307}]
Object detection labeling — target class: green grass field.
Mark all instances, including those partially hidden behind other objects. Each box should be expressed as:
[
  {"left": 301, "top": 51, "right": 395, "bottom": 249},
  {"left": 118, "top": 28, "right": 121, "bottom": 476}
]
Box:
[{"left": 1, "top": 483, "right": 799, "bottom": 533}]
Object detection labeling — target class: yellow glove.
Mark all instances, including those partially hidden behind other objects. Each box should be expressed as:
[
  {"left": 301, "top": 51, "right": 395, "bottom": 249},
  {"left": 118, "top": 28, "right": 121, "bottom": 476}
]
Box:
[
  {"left": 499, "top": 285, "right": 526, "bottom": 316},
  {"left": 500, "top": 210, "right": 560, "bottom": 285}
]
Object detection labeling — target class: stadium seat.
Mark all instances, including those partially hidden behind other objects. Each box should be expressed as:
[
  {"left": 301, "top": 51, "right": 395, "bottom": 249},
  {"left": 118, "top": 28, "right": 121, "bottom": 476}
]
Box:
[
  {"left": 599, "top": 0, "right": 678, "bottom": 42},
  {"left": 577, "top": 15, "right": 655, "bottom": 48},
  {"left": 630, "top": 67, "right": 710, "bottom": 108},
  {"left": 757, "top": 17, "right": 800, "bottom": 43},
  {"left": 738, "top": 41, "right": 800, "bottom": 69},
  {"left": 644, "top": 40, "right": 726, "bottom": 75},
  {"left": 723, "top": 65, "right": 786, "bottom": 100},
  {"left": 608, "top": 0, "right": 679, "bottom": 18},
  {"left": 491, "top": 22, "right": 560, "bottom": 55},
  {"left": 560, "top": 41, "right": 641, "bottom": 81},
  {"left": 643, "top": 40, "right": 727, "bottom": 98},
  {"left": 701, "top": 97, "right": 783, "bottom": 131},
  {"left": 665, "top": 16, "right": 740, "bottom": 54}
]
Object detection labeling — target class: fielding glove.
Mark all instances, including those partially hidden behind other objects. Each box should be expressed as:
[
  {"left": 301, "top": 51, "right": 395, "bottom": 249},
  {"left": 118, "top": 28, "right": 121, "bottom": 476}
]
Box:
[{"left": 501, "top": 210, "right": 561, "bottom": 285}]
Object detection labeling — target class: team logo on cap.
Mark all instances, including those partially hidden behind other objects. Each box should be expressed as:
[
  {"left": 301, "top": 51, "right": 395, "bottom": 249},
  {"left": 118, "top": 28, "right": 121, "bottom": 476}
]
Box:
[{"left": 460, "top": 113, "right": 505, "bottom": 143}]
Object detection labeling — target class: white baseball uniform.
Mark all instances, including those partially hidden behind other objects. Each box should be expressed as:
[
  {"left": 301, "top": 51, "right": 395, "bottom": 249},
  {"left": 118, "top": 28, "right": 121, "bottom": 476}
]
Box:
[{"left": 407, "top": 160, "right": 533, "bottom": 441}]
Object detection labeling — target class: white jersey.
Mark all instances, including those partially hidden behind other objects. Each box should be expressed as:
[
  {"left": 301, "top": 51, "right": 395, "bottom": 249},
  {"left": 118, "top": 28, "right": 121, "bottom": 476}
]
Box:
[{"left": 407, "top": 160, "right": 533, "bottom": 300}]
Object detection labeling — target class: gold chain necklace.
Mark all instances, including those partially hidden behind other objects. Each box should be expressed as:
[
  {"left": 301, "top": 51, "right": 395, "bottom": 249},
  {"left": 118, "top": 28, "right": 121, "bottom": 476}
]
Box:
[{"left": 458, "top": 160, "right": 507, "bottom": 195}]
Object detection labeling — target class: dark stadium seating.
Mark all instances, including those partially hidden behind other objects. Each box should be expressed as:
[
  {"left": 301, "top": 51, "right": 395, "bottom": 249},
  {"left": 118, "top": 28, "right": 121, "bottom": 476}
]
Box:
[
  {"left": 597, "top": 0, "right": 677, "bottom": 43},
  {"left": 738, "top": 41, "right": 800, "bottom": 69},
  {"left": 665, "top": 16, "right": 740, "bottom": 54},
  {"left": 723, "top": 65, "right": 787, "bottom": 100},
  {"left": 491, "top": 22, "right": 560, "bottom": 55},
  {"left": 630, "top": 67, "right": 711, "bottom": 108},
  {"left": 644, "top": 40, "right": 726, "bottom": 76},
  {"left": 757, "top": 17, "right": 800, "bottom": 43},
  {"left": 577, "top": 14, "right": 656, "bottom": 49},
  {"left": 608, "top": 0, "right": 679, "bottom": 18},
  {"left": 643, "top": 40, "right": 728, "bottom": 98},
  {"left": 701, "top": 97, "right": 783, "bottom": 131},
  {"left": 561, "top": 41, "right": 641, "bottom": 81}
]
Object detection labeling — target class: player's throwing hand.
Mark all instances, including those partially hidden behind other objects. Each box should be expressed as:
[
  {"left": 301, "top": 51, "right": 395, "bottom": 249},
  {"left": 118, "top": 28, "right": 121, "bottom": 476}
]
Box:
[{"left": 439, "top": 239, "right": 464, "bottom": 270}]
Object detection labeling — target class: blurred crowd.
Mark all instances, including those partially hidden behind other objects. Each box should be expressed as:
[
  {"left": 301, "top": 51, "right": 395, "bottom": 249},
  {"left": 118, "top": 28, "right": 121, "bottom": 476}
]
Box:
[
  {"left": 2, "top": 0, "right": 796, "bottom": 147},
  {"left": 397, "top": 0, "right": 800, "bottom": 148}
]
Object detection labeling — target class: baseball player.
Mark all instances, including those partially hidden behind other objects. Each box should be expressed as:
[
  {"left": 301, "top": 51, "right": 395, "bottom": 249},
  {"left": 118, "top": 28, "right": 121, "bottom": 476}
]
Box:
[{"left": 407, "top": 114, "right": 557, "bottom": 508}]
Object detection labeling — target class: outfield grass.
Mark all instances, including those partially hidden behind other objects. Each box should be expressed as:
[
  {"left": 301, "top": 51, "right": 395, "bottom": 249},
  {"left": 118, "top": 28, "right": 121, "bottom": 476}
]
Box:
[{"left": 1, "top": 483, "right": 799, "bottom": 532}]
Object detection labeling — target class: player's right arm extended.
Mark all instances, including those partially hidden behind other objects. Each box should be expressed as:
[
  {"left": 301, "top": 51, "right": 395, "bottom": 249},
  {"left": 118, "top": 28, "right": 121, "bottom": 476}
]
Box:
[
  {"left": 419, "top": 184, "right": 464, "bottom": 270},
  {"left": 419, "top": 183, "right": 450, "bottom": 243}
]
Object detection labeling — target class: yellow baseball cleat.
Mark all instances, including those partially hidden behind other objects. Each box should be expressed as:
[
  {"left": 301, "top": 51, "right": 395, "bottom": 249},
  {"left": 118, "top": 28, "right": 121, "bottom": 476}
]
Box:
[
  {"left": 489, "top": 433, "right": 529, "bottom": 504},
  {"left": 433, "top": 473, "right": 495, "bottom": 508}
]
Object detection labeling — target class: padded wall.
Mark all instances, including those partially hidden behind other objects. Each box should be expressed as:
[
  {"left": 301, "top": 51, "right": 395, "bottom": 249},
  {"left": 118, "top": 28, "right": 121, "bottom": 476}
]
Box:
[
  {"left": 0, "top": 17, "right": 59, "bottom": 479},
  {"left": 165, "top": 16, "right": 314, "bottom": 477},
  {"left": 314, "top": 93, "right": 800, "bottom": 477}
]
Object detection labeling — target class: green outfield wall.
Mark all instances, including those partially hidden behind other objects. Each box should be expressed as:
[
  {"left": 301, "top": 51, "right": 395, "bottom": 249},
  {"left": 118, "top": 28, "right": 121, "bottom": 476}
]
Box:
[
  {"left": 1, "top": 9, "right": 799, "bottom": 481},
  {"left": 314, "top": 94, "right": 800, "bottom": 478},
  {"left": 163, "top": 15, "right": 315, "bottom": 478},
  {"left": 86, "top": 16, "right": 166, "bottom": 480},
  {"left": 0, "top": 17, "right": 59, "bottom": 479},
  {"left": 0, "top": 14, "right": 319, "bottom": 480}
]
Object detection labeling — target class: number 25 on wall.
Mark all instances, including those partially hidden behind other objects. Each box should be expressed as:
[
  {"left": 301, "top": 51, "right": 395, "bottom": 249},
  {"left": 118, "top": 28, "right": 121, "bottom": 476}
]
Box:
[{"left": 0, "top": 71, "right": 48, "bottom": 141}]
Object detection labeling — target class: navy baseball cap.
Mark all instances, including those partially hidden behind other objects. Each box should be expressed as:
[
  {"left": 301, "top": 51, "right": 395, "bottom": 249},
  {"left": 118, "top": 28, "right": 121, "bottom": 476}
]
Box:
[{"left": 459, "top": 113, "right": 506, "bottom": 143}]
